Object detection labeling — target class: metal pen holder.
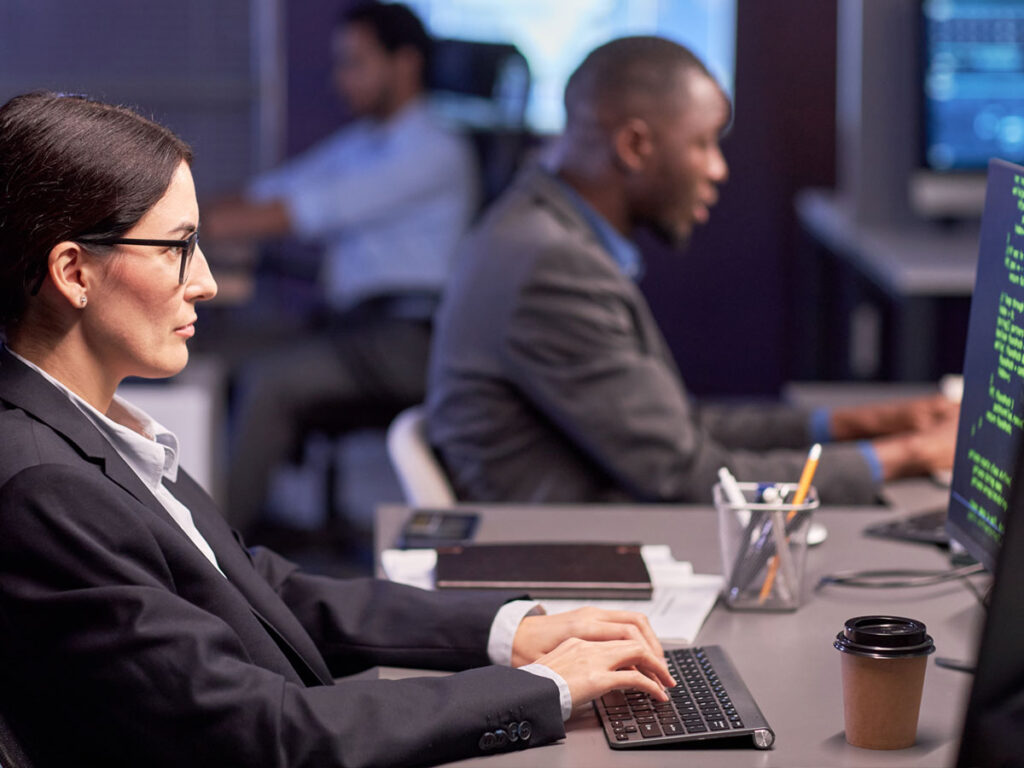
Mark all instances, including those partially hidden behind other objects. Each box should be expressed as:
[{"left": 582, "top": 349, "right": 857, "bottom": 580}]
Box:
[{"left": 713, "top": 482, "right": 820, "bottom": 611}]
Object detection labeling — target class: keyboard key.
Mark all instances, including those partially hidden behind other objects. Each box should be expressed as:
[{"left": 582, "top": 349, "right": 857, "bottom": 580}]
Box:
[
  {"left": 662, "top": 723, "right": 685, "bottom": 736},
  {"left": 640, "top": 723, "right": 663, "bottom": 738},
  {"left": 602, "top": 691, "right": 629, "bottom": 707}
]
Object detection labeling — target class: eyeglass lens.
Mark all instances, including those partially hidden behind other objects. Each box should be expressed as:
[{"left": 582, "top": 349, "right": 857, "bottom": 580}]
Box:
[{"left": 179, "top": 231, "right": 198, "bottom": 284}]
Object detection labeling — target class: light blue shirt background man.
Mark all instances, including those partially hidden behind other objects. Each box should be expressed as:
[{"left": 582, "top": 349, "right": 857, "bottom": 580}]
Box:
[{"left": 247, "top": 98, "right": 477, "bottom": 310}]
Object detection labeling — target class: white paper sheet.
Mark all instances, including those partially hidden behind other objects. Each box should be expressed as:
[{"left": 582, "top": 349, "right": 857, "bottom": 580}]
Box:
[{"left": 380, "top": 544, "right": 723, "bottom": 644}]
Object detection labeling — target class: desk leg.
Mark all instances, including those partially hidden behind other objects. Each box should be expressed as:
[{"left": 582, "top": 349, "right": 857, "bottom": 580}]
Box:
[{"left": 890, "top": 297, "right": 936, "bottom": 381}]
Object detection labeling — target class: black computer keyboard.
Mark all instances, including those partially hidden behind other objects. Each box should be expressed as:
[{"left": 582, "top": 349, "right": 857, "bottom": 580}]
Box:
[{"left": 594, "top": 645, "right": 775, "bottom": 750}]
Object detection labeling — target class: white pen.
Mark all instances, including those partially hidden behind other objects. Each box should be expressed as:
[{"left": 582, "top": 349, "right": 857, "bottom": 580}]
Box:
[{"left": 718, "top": 467, "right": 750, "bottom": 526}]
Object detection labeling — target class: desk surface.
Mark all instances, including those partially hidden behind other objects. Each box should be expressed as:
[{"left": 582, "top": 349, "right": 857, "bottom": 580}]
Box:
[
  {"left": 375, "top": 504, "right": 982, "bottom": 767},
  {"left": 796, "top": 189, "right": 980, "bottom": 297}
]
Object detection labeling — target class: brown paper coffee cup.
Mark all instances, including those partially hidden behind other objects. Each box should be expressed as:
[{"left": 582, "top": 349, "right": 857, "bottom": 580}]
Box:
[
  {"left": 834, "top": 616, "right": 935, "bottom": 750},
  {"left": 840, "top": 653, "right": 928, "bottom": 749}
]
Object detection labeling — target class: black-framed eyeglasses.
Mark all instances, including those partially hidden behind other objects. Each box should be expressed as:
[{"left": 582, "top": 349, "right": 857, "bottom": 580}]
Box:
[{"left": 76, "top": 229, "right": 199, "bottom": 285}]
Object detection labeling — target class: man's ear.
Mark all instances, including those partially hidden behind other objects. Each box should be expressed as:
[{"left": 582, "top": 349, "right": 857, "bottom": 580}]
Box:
[
  {"left": 613, "top": 118, "right": 655, "bottom": 174},
  {"left": 46, "top": 241, "right": 92, "bottom": 308}
]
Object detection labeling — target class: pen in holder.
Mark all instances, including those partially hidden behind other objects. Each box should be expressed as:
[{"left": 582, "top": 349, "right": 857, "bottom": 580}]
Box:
[{"left": 713, "top": 481, "right": 819, "bottom": 611}]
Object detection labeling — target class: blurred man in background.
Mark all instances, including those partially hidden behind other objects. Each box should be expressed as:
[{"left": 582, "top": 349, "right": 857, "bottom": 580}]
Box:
[
  {"left": 206, "top": 2, "right": 477, "bottom": 535},
  {"left": 427, "top": 36, "right": 956, "bottom": 506}
]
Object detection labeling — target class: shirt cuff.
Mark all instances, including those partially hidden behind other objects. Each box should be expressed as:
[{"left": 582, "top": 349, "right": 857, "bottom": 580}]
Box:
[
  {"left": 519, "top": 663, "right": 574, "bottom": 721},
  {"left": 857, "top": 440, "right": 884, "bottom": 484},
  {"left": 487, "top": 600, "right": 544, "bottom": 667},
  {"left": 809, "top": 407, "right": 834, "bottom": 444}
]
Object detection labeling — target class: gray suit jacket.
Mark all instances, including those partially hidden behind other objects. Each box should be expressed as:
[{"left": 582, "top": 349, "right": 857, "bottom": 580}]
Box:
[
  {"left": 427, "top": 167, "right": 877, "bottom": 505},
  {"left": 0, "top": 349, "right": 562, "bottom": 767}
]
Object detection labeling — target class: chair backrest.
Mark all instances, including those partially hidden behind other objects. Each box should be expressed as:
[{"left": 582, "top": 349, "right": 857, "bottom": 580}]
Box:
[
  {"left": 386, "top": 406, "right": 456, "bottom": 507},
  {"left": 428, "top": 38, "right": 530, "bottom": 129},
  {"left": 427, "top": 38, "right": 533, "bottom": 207}
]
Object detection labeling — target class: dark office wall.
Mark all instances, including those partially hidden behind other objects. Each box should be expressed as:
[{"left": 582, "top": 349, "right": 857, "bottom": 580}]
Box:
[
  {"left": 283, "top": 0, "right": 358, "bottom": 156},
  {"left": 639, "top": 0, "right": 838, "bottom": 398},
  {"left": 0, "top": 0, "right": 257, "bottom": 197}
]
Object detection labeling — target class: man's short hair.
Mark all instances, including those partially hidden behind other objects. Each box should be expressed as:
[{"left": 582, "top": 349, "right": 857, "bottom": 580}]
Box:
[
  {"left": 339, "top": 2, "right": 432, "bottom": 71},
  {"left": 564, "top": 36, "right": 721, "bottom": 130}
]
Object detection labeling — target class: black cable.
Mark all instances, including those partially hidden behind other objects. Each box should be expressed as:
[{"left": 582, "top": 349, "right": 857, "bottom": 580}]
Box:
[
  {"left": 934, "top": 656, "right": 976, "bottom": 674},
  {"left": 816, "top": 562, "right": 986, "bottom": 589}
]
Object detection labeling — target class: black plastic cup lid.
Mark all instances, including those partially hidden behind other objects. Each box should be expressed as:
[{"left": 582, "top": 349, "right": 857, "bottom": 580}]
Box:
[{"left": 833, "top": 615, "right": 936, "bottom": 659}]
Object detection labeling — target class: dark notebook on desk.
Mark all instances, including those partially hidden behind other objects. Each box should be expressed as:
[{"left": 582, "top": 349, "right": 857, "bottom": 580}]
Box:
[{"left": 434, "top": 542, "right": 652, "bottom": 599}]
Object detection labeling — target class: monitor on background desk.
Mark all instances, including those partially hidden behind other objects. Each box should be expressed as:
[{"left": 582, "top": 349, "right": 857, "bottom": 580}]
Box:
[{"left": 913, "top": 1, "right": 1024, "bottom": 217}]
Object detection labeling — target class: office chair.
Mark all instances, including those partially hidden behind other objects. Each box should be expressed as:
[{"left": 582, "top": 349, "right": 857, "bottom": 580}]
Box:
[
  {"left": 386, "top": 405, "right": 456, "bottom": 507},
  {"left": 428, "top": 38, "right": 532, "bottom": 208}
]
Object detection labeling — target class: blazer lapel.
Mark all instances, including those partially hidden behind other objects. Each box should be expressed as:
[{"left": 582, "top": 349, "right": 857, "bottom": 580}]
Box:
[
  {"left": 168, "top": 473, "right": 334, "bottom": 686},
  {"left": 1, "top": 349, "right": 334, "bottom": 687},
  {"left": 0, "top": 349, "right": 168, "bottom": 514}
]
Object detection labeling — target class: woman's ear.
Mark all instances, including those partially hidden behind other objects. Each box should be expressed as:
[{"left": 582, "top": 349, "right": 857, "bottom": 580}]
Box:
[
  {"left": 46, "top": 241, "right": 91, "bottom": 309},
  {"left": 612, "top": 117, "right": 655, "bottom": 174}
]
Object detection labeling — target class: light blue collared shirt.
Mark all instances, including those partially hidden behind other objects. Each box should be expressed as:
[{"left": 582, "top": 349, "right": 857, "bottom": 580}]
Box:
[
  {"left": 551, "top": 172, "right": 645, "bottom": 281},
  {"left": 810, "top": 407, "right": 883, "bottom": 483},
  {"left": 249, "top": 99, "right": 479, "bottom": 310}
]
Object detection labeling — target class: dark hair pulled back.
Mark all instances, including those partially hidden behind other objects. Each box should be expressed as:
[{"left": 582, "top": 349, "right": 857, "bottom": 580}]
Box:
[{"left": 0, "top": 91, "right": 192, "bottom": 332}]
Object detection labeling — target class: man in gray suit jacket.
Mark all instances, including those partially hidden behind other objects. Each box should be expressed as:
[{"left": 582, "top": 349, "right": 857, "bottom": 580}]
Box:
[{"left": 427, "top": 37, "right": 957, "bottom": 506}]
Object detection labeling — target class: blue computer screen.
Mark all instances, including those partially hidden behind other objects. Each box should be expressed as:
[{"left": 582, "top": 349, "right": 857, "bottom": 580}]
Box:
[
  {"left": 405, "top": 0, "right": 736, "bottom": 134},
  {"left": 947, "top": 158, "right": 1024, "bottom": 571},
  {"left": 922, "top": 0, "right": 1024, "bottom": 171}
]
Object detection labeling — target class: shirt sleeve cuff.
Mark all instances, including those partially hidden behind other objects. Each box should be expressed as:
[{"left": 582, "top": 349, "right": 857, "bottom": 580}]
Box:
[
  {"left": 519, "top": 663, "right": 574, "bottom": 721},
  {"left": 809, "top": 407, "right": 834, "bottom": 444},
  {"left": 487, "top": 600, "right": 544, "bottom": 667},
  {"left": 857, "top": 440, "right": 884, "bottom": 484}
]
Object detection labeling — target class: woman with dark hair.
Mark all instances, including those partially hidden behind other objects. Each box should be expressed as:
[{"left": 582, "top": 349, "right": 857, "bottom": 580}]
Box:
[{"left": 0, "top": 91, "right": 672, "bottom": 768}]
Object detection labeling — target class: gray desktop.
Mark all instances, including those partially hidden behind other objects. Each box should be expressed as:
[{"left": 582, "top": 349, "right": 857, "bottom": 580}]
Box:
[{"left": 376, "top": 502, "right": 979, "bottom": 767}]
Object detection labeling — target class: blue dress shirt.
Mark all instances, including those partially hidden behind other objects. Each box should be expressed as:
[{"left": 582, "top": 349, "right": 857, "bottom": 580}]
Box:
[{"left": 248, "top": 99, "right": 479, "bottom": 310}]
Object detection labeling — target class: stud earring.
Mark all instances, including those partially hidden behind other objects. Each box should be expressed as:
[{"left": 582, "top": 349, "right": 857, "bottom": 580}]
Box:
[{"left": 79, "top": 295, "right": 87, "bottom": 307}]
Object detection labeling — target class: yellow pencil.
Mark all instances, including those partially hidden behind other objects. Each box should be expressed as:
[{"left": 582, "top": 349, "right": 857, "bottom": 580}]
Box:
[{"left": 758, "top": 443, "right": 821, "bottom": 604}]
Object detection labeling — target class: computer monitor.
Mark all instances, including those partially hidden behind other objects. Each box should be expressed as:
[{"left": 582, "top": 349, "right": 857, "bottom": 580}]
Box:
[
  {"left": 956, "top": 376, "right": 1024, "bottom": 766},
  {"left": 946, "top": 158, "right": 1024, "bottom": 572},
  {"left": 919, "top": 0, "right": 1024, "bottom": 173},
  {"left": 911, "top": 0, "right": 1024, "bottom": 217}
]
